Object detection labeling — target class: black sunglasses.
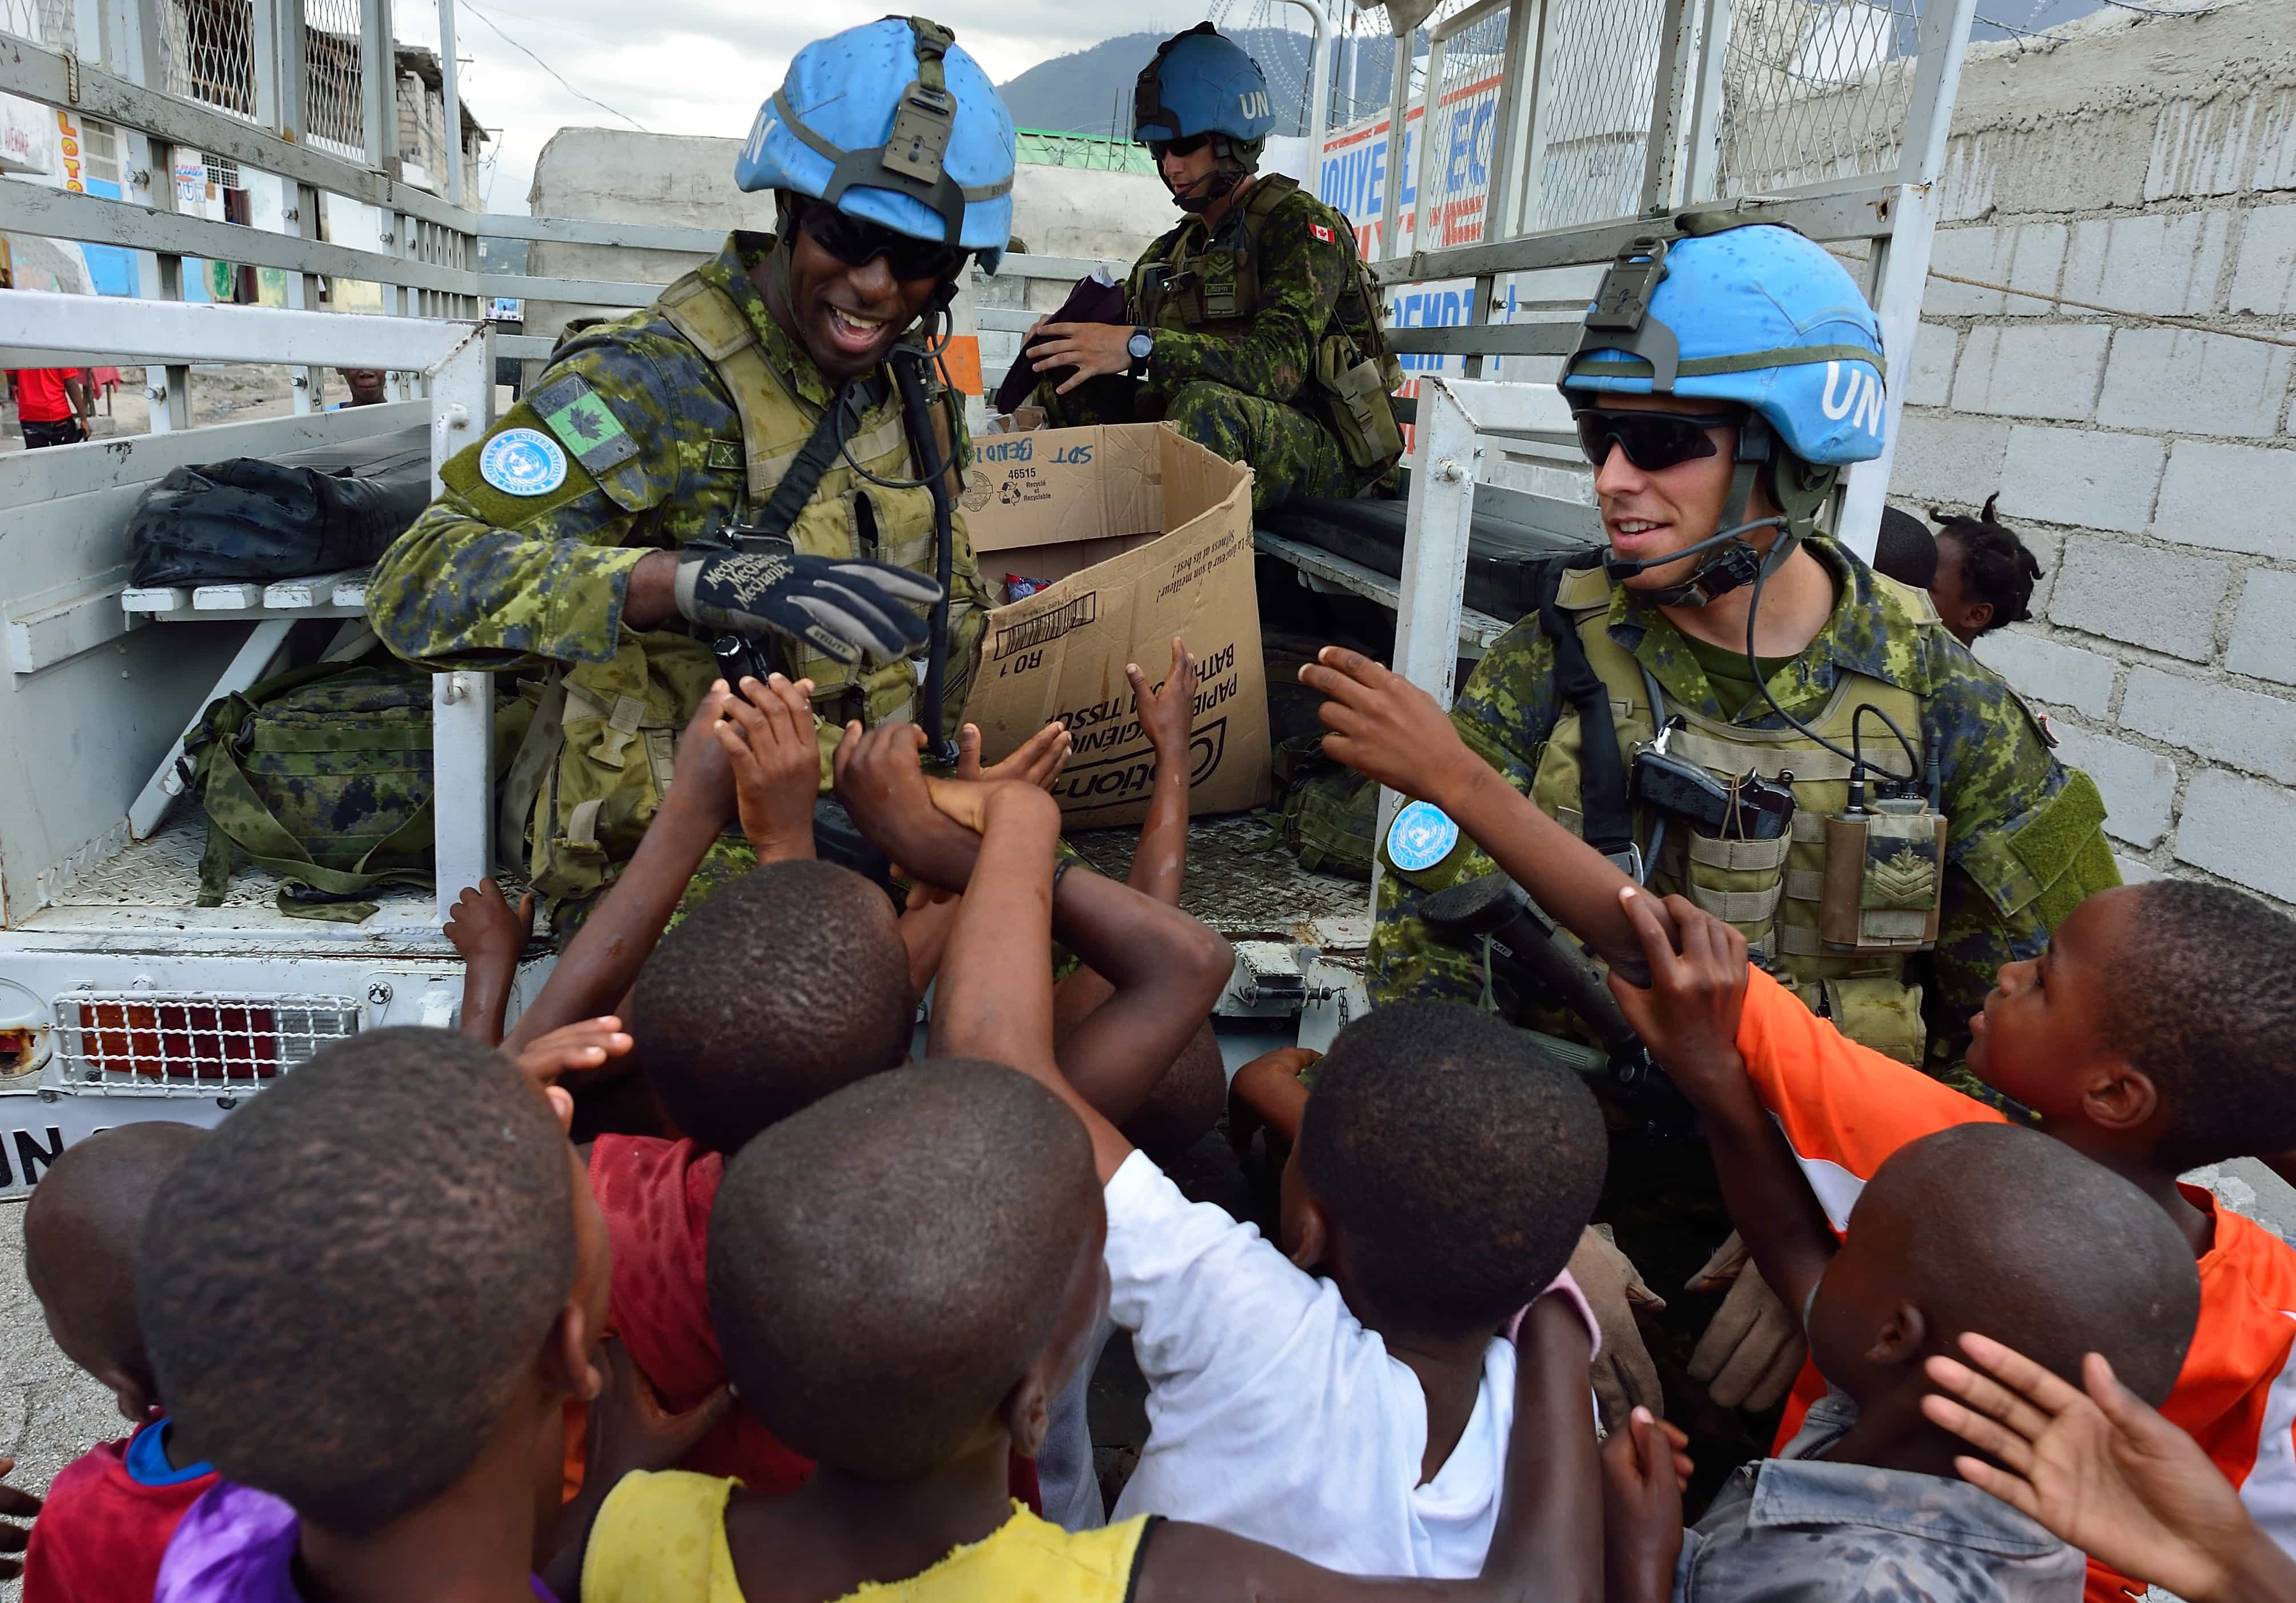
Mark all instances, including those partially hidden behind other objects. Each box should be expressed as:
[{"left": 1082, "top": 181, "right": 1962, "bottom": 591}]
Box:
[
  {"left": 798, "top": 202, "right": 968, "bottom": 282},
  {"left": 1573, "top": 408, "right": 1738, "bottom": 473},
  {"left": 1146, "top": 132, "right": 1214, "bottom": 162}
]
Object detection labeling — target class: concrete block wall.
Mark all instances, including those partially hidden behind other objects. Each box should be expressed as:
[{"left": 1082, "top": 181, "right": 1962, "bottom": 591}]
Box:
[{"left": 1883, "top": 0, "right": 2296, "bottom": 909}]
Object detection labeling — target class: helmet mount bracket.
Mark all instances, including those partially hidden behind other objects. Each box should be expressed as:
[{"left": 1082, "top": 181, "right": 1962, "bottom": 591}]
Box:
[
  {"left": 881, "top": 19, "right": 956, "bottom": 189},
  {"left": 1572, "top": 236, "right": 1680, "bottom": 392},
  {"left": 763, "top": 17, "right": 981, "bottom": 252}
]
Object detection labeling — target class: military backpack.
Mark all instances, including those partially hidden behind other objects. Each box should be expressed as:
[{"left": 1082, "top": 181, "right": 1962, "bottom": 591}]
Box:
[
  {"left": 186, "top": 651, "right": 528, "bottom": 921},
  {"left": 1270, "top": 732, "right": 1381, "bottom": 880}
]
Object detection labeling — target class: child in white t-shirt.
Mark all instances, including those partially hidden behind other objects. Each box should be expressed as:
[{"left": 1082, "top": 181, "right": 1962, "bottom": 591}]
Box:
[{"left": 1107, "top": 1000, "right": 1610, "bottom": 1576}]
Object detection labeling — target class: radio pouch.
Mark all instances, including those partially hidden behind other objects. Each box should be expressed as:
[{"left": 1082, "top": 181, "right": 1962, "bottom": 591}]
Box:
[{"left": 1819, "top": 796, "right": 1948, "bottom": 952}]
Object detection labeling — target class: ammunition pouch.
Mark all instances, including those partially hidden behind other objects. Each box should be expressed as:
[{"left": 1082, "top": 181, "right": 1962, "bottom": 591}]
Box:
[
  {"left": 1807, "top": 974, "right": 1929, "bottom": 1068},
  {"left": 1315, "top": 333, "right": 1405, "bottom": 470},
  {"left": 1525, "top": 555, "right": 1960, "bottom": 1064}
]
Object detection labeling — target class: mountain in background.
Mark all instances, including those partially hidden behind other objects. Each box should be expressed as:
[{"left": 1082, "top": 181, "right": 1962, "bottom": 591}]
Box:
[{"left": 996, "top": 27, "right": 1325, "bottom": 139}]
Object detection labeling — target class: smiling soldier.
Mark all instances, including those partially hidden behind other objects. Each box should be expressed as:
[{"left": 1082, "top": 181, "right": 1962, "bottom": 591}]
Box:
[{"left": 367, "top": 18, "right": 1020, "bottom": 928}]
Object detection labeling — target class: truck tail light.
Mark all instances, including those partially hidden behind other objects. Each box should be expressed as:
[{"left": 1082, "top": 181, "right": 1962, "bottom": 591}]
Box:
[{"left": 51, "top": 993, "right": 359, "bottom": 1094}]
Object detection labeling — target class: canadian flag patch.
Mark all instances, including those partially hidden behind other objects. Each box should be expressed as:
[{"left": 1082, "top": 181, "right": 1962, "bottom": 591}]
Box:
[{"left": 1311, "top": 223, "right": 1334, "bottom": 243}]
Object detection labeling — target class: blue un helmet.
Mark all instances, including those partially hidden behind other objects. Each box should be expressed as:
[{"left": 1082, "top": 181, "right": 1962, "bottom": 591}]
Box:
[
  {"left": 1134, "top": 23, "right": 1277, "bottom": 208},
  {"left": 737, "top": 17, "right": 1016, "bottom": 275},
  {"left": 1561, "top": 220, "right": 1887, "bottom": 606}
]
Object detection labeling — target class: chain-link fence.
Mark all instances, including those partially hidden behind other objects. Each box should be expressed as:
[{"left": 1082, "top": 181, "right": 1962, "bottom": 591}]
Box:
[
  {"left": 0, "top": 0, "right": 74, "bottom": 51},
  {"left": 1523, "top": 0, "right": 1666, "bottom": 228},
  {"left": 1706, "top": 0, "right": 1923, "bottom": 198},
  {"left": 1411, "top": 3, "right": 1509, "bottom": 247},
  {"left": 156, "top": 0, "right": 258, "bottom": 118},
  {"left": 303, "top": 0, "right": 369, "bottom": 156}
]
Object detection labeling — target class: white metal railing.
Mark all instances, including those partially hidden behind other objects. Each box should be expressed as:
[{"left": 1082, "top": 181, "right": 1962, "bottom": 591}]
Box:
[
  {"left": 0, "top": 288, "right": 495, "bottom": 920},
  {"left": 0, "top": 0, "right": 1979, "bottom": 931}
]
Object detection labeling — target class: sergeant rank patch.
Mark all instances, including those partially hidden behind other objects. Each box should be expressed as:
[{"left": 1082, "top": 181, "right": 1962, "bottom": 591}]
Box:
[
  {"left": 1386, "top": 799, "right": 1461, "bottom": 871},
  {"left": 530, "top": 371, "right": 641, "bottom": 475},
  {"left": 478, "top": 428, "right": 569, "bottom": 497}
]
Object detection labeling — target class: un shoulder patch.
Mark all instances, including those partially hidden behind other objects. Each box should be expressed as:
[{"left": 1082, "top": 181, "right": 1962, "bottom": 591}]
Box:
[
  {"left": 478, "top": 428, "right": 569, "bottom": 497},
  {"left": 1386, "top": 799, "right": 1461, "bottom": 871}
]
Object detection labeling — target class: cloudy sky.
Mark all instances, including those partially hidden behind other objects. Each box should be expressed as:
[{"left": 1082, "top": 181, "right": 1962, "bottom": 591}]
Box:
[{"left": 386, "top": 0, "right": 1249, "bottom": 211}]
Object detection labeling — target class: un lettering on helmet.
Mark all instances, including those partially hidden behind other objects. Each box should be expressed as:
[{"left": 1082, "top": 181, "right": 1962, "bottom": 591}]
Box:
[
  {"left": 1558, "top": 224, "right": 1889, "bottom": 469},
  {"left": 1820, "top": 361, "right": 1886, "bottom": 441},
  {"left": 743, "top": 104, "right": 777, "bottom": 168}
]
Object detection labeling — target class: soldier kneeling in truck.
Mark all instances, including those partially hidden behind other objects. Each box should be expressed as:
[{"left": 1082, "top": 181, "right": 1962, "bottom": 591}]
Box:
[
  {"left": 366, "top": 17, "right": 1054, "bottom": 930},
  {"left": 1017, "top": 25, "right": 1404, "bottom": 512}
]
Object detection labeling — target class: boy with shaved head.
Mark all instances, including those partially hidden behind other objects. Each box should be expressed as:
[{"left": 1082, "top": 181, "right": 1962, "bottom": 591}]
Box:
[
  {"left": 20, "top": 1122, "right": 215, "bottom": 1602},
  {"left": 141, "top": 1029, "right": 614, "bottom": 1602},
  {"left": 1603, "top": 1113, "right": 2202, "bottom": 1601}
]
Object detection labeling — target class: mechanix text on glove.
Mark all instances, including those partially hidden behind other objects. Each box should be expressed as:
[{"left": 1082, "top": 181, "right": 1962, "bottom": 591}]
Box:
[{"left": 674, "top": 539, "right": 942, "bottom": 666}]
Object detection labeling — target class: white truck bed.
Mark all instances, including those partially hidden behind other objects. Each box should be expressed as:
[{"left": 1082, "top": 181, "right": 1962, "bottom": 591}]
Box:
[
  {"left": 24, "top": 807, "right": 443, "bottom": 947},
  {"left": 1068, "top": 813, "right": 1371, "bottom": 949}
]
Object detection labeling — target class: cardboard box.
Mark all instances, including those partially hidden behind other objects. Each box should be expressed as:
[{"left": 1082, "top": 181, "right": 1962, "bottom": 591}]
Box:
[{"left": 958, "top": 421, "right": 1270, "bottom": 826}]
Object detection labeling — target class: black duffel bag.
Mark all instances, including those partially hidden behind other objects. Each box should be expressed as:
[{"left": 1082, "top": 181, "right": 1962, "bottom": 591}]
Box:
[{"left": 127, "top": 433, "right": 432, "bottom": 587}]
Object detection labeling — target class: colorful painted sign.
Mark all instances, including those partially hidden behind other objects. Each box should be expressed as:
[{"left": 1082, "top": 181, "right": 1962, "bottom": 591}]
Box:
[
  {"left": 1316, "top": 71, "right": 1511, "bottom": 392},
  {"left": 54, "top": 108, "right": 82, "bottom": 191}
]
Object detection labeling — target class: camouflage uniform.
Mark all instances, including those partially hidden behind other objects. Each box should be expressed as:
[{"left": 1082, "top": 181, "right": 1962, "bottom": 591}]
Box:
[
  {"left": 1369, "top": 539, "right": 2118, "bottom": 1088},
  {"left": 367, "top": 231, "right": 991, "bottom": 923},
  {"left": 1036, "top": 174, "right": 1396, "bottom": 510}
]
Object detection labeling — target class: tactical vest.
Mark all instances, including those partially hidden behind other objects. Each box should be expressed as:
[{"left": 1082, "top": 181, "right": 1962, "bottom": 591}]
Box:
[
  {"left": 513, "top": 270, "right": 961, "bottom": 909},
  {"left": 1526, "top": 562, "right": 1943, "bottom": 1064},
  {"left": 1129, "top": 175, "right": 1403, "bottom": 468}
]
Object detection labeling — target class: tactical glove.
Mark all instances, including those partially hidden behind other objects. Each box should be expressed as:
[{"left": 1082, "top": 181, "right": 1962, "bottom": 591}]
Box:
[
  {"left": 674, "top": 540, "right": 942, "bottom": 666},
  {"left": 1686, "top": 1232, "right": 1807, "bottom": 1413},
  {"left": 1569, "top": 1225, "right": 1667, "bottom": 1433}
]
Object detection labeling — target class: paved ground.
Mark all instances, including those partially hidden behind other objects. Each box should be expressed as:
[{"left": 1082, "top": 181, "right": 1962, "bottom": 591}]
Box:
[{"left": 0, "top": 1198, "right": 124, "bottom": 1600}]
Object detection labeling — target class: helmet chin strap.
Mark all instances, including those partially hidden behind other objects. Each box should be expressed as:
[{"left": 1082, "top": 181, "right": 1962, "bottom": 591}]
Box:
[
  {"left": 1169, "top": 162, "right": 1246, "bottom": 213},
  {"left": 1604, "top": 457, "right": 1796, "bottom": 608}
]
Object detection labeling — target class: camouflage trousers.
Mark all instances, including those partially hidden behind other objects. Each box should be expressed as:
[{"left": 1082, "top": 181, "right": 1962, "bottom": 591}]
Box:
[{"left": 1038, "top": 375, "right": 1371, "bottom": 511}]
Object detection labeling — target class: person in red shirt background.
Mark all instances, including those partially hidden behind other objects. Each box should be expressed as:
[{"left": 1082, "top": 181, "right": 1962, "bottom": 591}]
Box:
[
  {"left": 7, "top": 365, "right": 94, "bottom": 448},
  {"left": 1, "top": 263, "right": 96, "bottom": 449}
]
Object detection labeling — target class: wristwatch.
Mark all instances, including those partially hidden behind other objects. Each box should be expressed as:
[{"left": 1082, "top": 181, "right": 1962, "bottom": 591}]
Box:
[{"left": 1127, "top": 327, "right": 1154, "bottom": 376}]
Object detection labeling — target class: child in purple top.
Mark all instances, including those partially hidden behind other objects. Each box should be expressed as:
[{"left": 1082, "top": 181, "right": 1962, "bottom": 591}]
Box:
[{"left": 156, "top": 1483, "right": 560, "bottom": 1603}]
